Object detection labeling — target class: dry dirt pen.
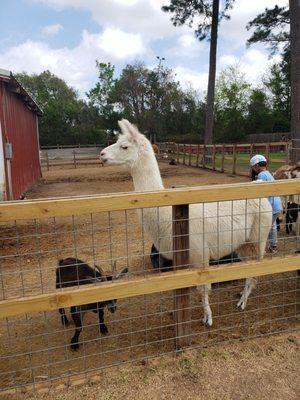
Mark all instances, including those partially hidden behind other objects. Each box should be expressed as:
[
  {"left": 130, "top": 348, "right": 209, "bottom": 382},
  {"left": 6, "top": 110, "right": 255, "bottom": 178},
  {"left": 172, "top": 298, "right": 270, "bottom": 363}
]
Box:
[{"left": 0, "top": 163, "right": 299, "bottom": 395}]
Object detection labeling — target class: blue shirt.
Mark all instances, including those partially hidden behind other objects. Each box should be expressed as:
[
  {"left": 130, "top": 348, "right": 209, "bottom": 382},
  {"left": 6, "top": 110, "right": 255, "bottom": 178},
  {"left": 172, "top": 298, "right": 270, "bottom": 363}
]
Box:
[{"left": 257, "top": 170, "right": 282, "bottom": 214}]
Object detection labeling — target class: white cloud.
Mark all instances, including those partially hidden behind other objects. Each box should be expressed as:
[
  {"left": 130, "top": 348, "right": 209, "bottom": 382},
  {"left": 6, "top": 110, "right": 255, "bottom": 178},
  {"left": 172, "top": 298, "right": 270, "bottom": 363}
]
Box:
[
  {"left": 32, "top": 0, "right": 182, "bottom": 39},
  {"left": 97, "top": 28, "right": 145, "bottom": 59},
  {"left": 173, "top": 65, "right": 208, "bottom": 94},
  {"left": 219, "top": 48, "right": 281, "bottom": 86},
  {"left": 3, "top": 0, "right": 289, "bottom": 97},
  {"left": 41, "top": 23, "right": 63, "bottom": 36},
  {"left": 167, "top": 33, "right": 207, "bottom": 60},
  {"left": 178, "top": 34, "right": 197, "bottom": 49},
  {"left": 0, "top": 28, "right": 146, "bottom": 95}
]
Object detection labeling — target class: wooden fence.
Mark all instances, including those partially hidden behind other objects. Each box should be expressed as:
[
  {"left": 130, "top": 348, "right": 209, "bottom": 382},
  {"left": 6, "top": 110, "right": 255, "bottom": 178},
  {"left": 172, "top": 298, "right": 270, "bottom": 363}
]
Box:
[
  {"left": 0, "top": 179, "right": 299, "bottom": 393},
  {"left": 159, "top": 141, "right": 290, "bottom": 176},
  {"left": 41, "top": 150, "right": 103, "bottom": 170},
  {"left": 0, "top": 179, "right": 299, "bottom": 316}
]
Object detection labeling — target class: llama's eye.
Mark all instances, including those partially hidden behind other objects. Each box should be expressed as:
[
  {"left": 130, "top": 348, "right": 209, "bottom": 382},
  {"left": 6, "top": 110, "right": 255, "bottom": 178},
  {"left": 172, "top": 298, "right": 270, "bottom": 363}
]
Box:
[{"left": 121, "top": 146, "right": 128, "bottom": 150}]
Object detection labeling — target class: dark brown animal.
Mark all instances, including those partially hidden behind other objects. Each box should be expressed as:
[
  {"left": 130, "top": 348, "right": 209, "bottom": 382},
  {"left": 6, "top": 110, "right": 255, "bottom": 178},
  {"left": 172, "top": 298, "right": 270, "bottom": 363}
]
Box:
[{"left": 56, "top": 258, "right": 128, "bottom": 351}]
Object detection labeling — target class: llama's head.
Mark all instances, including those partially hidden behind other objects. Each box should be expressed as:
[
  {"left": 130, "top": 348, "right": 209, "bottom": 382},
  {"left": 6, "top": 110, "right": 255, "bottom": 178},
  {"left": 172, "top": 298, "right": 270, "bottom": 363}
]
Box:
[{"left": 100, "top": 119, "right": 153, "bottom": 168}]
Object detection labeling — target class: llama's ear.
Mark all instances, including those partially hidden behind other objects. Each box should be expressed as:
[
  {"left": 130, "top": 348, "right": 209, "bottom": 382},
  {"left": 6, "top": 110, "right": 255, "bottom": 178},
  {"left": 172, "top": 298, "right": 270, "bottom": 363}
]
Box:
[{"left": 118, "top": 119, "right": 141, "bottom": 143}]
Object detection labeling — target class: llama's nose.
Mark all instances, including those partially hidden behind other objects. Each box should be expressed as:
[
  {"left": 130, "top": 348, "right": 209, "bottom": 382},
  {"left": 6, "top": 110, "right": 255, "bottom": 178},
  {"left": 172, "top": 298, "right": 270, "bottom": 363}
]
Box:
[{"left": 100, "top": 151, "right": 106, "bottom": 157}]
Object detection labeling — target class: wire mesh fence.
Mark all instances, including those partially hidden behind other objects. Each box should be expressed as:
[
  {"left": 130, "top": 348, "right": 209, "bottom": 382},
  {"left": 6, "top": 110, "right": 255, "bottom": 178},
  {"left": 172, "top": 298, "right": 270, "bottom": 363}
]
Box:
[{"left": 0, "top": 182, "right": 299, "bottom": 393}]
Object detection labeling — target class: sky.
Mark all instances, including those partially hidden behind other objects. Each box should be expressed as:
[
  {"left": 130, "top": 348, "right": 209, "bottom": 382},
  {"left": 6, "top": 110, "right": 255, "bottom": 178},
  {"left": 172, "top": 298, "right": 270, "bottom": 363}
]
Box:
[{"left": 0, "top": 0, "right": 288, "bottom": 98}]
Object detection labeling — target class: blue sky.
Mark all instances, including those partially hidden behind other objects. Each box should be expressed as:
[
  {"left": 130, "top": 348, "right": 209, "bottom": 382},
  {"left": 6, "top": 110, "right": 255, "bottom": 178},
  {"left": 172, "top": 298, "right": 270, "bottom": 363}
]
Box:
[{"left": 0, "top": 0, "right": 288, "bottom": 98}]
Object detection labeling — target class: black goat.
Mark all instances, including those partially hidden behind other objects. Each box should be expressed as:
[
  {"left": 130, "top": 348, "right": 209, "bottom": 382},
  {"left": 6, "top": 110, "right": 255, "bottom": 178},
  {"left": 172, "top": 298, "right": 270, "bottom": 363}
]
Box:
[
  {"left": 150, "top": 244, "right": 173, "bottom": 272},
  {"left": 150, "top": 244, "right": 241, "bottom": 272},
  {"left": 56, "top": 258, "right": 128, "bottom": 351},
  {"left": 286, "top": 202, "right": 299, "bottom": 235}
]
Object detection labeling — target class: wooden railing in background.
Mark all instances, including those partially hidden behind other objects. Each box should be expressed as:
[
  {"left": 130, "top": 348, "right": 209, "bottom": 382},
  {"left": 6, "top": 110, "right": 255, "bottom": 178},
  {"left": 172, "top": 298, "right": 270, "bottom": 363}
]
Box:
[
  {"left": 42, "top": 150, "right": 103, "bottom": 170},
  {"left": 159, "top": 141, "right": 290, "bottom": 176}
]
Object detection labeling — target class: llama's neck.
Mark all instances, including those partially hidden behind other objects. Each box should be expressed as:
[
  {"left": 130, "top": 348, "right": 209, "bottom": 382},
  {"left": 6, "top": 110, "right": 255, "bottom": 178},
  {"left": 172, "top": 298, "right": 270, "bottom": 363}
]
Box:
[{"left": 131, "top": 152, "right": 164, "bottom": 191}]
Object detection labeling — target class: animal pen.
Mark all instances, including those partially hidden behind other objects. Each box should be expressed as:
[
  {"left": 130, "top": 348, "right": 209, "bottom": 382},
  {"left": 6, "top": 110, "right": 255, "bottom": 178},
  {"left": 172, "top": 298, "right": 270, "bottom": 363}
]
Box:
[{"left": 0, "top": 180, "right": 299, "bottom": 395}]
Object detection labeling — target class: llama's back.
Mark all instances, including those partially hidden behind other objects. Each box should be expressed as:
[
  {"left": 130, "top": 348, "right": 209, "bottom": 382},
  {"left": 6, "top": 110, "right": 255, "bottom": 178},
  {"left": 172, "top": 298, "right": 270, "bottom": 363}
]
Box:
[
  {"left": 139, "top": 198, "right": 272, "bottom": 265},
  {"left": 189, "top": 198, "right": 272, "bottom": 264}
]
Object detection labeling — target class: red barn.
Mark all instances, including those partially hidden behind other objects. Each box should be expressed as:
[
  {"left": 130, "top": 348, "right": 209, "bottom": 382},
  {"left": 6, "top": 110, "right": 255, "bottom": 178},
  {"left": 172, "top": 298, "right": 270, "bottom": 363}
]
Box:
[{"left": 0, "top": 69, "right": 42, "bottom": 200}]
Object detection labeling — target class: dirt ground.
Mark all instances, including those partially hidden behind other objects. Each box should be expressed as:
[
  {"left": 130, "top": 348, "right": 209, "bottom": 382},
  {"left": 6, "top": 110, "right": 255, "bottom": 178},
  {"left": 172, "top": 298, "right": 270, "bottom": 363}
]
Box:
[
  {"left": 0, "top": 162, "right": 299, "bottom": 397},
  {"left": 29, "top": 161, "right": 248, "bottom": 198},
  {"left": 21, "top": 332, "right": 300, "bottom": 400}
]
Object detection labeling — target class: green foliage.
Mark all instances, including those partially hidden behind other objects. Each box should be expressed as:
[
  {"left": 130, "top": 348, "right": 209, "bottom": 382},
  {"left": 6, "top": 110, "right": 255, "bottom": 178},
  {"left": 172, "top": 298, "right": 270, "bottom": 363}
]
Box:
[
  {"left": 246, "top": 5, "right": 289, "bottom": 55},
  {"left": 114, "top": 62, "right": 204, "bottom": 141},
  {"left": 16, "top": 54, "right": 292, "bottom": 147},
  {"left": 16, "top": 71, "right": 105, "bottom": 146},
  {"left": 245, "top": 89, "right": 273, "bottom": 134},
  {"left": 246, "top": 4, "right": 291, "bottom": 134},
  {"left": 214, "top": 65, "right": 250, "bottom": 142},
  {"left": 86, "top": 61, "right": 120, "bottom": 133}
]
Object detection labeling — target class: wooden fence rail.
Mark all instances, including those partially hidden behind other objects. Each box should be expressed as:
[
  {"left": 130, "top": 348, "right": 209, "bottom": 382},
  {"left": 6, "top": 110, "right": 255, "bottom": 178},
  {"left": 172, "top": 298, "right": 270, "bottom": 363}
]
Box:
[
  {"left": 0, "top": 180, "right": 299, "bottom": 221},
  {"left": 160, "top": 141, "right": 290, "bottom": 176},
  {"left": 0, "top": 256, "right": 298, "bottom": 319},
  {"left": 41, "top": 150, "right": 103, "bottom": 170}
]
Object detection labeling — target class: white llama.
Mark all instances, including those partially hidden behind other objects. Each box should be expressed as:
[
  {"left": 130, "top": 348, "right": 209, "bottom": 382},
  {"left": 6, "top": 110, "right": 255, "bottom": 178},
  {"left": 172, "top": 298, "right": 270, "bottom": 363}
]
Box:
[{"left": 100, "top": 120, "right": 273, "bottom": 326}]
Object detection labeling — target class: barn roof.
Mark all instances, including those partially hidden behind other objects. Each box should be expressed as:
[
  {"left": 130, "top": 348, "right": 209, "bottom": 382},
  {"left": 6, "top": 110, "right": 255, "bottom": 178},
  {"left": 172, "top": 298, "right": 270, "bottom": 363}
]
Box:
[{"left": 0, "top": 68, "right": 43, "bottom": 116}]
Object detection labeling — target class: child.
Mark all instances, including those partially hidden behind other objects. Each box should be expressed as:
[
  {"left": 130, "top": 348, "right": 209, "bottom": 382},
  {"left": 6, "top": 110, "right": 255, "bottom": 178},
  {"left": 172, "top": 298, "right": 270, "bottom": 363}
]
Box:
[{"left": 250, "top": 154, "right": 282, "bottom": 253}]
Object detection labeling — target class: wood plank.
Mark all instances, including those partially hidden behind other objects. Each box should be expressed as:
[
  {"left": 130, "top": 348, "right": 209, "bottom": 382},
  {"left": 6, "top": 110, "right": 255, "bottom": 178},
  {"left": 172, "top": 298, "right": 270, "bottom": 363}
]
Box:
[
  {"left": 0, "top": 180, "right": 299, "bottom": 222},
  {"left": 0, "top": 255, "right": 299, "bottom": 319},
  {"left": 173, "top": 204, "right": 191, "bottom": 349}
]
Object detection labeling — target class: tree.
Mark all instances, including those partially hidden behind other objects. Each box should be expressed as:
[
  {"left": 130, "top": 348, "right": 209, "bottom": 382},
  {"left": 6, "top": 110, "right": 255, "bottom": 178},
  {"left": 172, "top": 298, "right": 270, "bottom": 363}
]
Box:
[
  {"left": 86, "top": 61, "right": 120, "bottom": 135},
  {"left": 246, "top": 5, "right": 292, "bottom": 136},
  {"left": 114, "top": 62, "right": 200, "bottom": 141},
  {"left": 246, "top": 5, "right": 289, "bottom": 55},
  {"left": 162, "top": 0, "right": 235, "bottom": 144},
  {"left": 245, "top": 89, "right": 273, "bottom": 134},
  {"left": 289, "top": 0, "right": 300, "bottom": 162},
  {"left": 263, "top": 63, "right": 290, "bottom": 132},
  {"left": 214, "top": 65, "right": 250, "bottom": 142},
  {"left": 16, "top": 71, "right": 105, "bottom": 146}
]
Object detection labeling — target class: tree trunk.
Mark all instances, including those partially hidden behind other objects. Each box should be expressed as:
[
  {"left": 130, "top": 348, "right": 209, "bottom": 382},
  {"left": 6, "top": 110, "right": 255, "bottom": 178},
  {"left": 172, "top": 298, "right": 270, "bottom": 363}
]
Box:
[
  {"left": 204, "top": 0, "right": 219, "bottom": 145},
  {"left": 290, "top": 0, "right": 300, "bottom": 163}
]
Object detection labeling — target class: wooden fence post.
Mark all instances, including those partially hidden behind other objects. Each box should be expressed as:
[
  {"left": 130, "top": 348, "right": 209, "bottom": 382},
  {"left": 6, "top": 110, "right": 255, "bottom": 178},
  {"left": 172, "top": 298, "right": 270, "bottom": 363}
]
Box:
[
  {"left": 286, "top": 143, "right": 290, "bottom": 164},
  {"left": 172, "top": 204, "right": 191, "bottom": 350},
  {"left": 183, "top": 145, "right": 186, "bottom": 165},
  {"left": 73, "top": 150, "right": 77, "bottom": 169},
  {"left": 46, "top": 152, "right": 49, "bottom": 171},
  {"left": 212, "top": 145, "right": 216, "bottom": 171},
  {"left": 232, "top": 144, "right": 237, "bottom": 175},
  {"left": 177, "top": 144, "right": 180, "bottom": 164},
  {"left": 196, "top": 144, "right": 200, "bottom": 167},
  {"left": 221, "top": 145, "right": 225, "bottom": 173},
  {"left": 202, "top": 145, "right": 206, "bottom": 168},
  {"left": 266, "top": 143, "right": 270, "bottom": 163},
  {"left": 250, "top": 143, "right": 254, "bottom": 159},
  {"left": 188, "top": 145, "right": 192, "bottom": 166}
]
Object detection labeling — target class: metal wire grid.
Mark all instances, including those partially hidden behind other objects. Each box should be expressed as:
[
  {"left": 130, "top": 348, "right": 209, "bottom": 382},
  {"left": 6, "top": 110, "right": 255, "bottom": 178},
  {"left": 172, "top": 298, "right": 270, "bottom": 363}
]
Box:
[
  {"left": 0, "top": 273, "right": 298, "bottom": 391},
  {"left": 0, "top": 195, "right": 299, "bottom": 391}
]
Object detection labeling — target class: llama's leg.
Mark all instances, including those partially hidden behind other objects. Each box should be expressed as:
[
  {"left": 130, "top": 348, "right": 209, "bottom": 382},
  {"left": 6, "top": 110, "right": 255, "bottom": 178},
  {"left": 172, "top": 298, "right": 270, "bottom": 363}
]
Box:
[
  {"left": 203, "top": 284, "right": 212, "bottom": 326},
  {"left": 237, "top": 278, "right": 257, "bottom": 310},
  {"left": 198, "top": 284, "right": 212, "bottom": 326}
]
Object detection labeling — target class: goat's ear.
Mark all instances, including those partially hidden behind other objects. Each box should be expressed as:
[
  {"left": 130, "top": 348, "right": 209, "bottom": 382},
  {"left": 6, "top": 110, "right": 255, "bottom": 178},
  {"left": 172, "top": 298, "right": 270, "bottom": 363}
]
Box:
[
  {"left": 94, "top": 265, "right": 105, "bottom": 277},
  {"left": 116, "top": 267, "right": 129, "bottom": 279}
]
